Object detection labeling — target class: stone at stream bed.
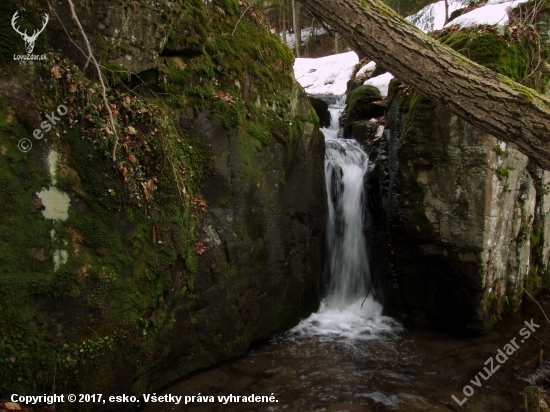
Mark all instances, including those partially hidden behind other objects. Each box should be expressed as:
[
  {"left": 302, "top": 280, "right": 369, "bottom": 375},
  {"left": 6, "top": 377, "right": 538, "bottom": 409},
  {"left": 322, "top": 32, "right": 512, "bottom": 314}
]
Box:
[{"left": 524, "top": 386, "right": 550, "bottom": 412}]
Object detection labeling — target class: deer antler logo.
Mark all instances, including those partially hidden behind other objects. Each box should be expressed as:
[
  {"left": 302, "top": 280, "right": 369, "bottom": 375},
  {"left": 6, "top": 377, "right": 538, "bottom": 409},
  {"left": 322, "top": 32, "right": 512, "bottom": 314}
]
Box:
[{"left": 11, "top": 11, "right": 49, "bottom": 54}]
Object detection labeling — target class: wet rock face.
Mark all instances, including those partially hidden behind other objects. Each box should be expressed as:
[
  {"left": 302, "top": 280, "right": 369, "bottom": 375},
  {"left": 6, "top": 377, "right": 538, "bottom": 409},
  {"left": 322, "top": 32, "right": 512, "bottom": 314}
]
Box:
[
  {"left": 0, "top": 0, "right": 326, "bottom": 404},
  {"left": 308, "top": 96, "right": 331, "bottom": 128},
  {"left": 154, "top": 93, "right": 326, "bottom": 388},
  {"left": 366, "top": 82, "right": 550, "bottom": 335}
]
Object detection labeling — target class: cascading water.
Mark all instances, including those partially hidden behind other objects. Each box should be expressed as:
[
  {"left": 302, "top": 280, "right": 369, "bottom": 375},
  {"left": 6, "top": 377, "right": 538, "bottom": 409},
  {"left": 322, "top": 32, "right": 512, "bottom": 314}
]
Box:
[
  {"left": 291, "top": 96, "right": 400, "bottom": 340},
  {"left": 325, "top": 126, "right": 370, "bottom": 307}
]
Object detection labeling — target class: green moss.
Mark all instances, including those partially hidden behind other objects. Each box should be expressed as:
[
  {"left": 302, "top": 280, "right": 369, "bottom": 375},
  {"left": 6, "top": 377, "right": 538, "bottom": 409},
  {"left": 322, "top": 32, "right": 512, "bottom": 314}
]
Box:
[
  {"left": 493, "top": 144, "right": 505, "bottom": 155},
  {"left": 0, "top": 0, "right": 318, "bottom": 403},
  {"left": 246, "top": 121, "right": 272, "bottom": 145},
  {"left": 493, "top": 167, "right": 510, "bottom": 180},
  {"left": 0, "top": 53, "right": 210, "bottom": 402},
  {"left": 440, "top": 31, "right": 536, "bottom": 87},
  {"left": 213, "top": 100, "right": 246, "bottom": 129},
  {"left": 279, "top": 169, "right": 286, "bottom": 186},
  {"left": 347, "top": 85, "right": 382, "bottom": 108}
]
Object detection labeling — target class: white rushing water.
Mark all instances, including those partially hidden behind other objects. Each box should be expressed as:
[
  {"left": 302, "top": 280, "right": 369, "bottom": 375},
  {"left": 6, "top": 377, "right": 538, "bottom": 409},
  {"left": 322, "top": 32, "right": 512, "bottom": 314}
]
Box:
[{"left": 290, "top": 97, "right": 400, "bottom": 341}]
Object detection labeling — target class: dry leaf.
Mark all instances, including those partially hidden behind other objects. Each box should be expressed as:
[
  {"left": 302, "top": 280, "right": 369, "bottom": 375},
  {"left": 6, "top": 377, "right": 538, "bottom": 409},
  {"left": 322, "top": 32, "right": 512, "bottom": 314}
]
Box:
[
  {"left": 4, "top": 402, "right": 22, "bottom": 411},
  {"left": 129, "top": 154, "right": 137, "bottom": 164},
  {"left": 68, "top": 84, "right": 77, "bottom": 93},
  {"left": 195, "top": 240, "right": 207, "bottom": 255},
  {"left": 192, "top": 197, "right": 208, "bottom": 212},
  {"left": 123, "top": 96, "right": 131, "bottom": 109},
  {"left": 50, "top": 66, "right": 61, "bottom": 79},
  {"left": 141, "top": 179, "right": 155, "bottom": 200},
  {"left": 214, "top": 91, "right": 235, "bottom": 105},
  {"left": 9, "top": 356, "right": 15, "bottom": 363},
  {"left": 125, "top": 125, "right": 137, "bottom": 135}
]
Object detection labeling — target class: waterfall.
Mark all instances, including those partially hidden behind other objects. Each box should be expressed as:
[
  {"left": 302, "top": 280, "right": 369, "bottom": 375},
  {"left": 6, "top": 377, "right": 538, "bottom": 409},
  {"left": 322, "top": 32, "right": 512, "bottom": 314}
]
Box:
[
  {"left": 325, "top": 127, "right": 371, "bottom": 307},
  {"left": 289, "top": 97, "right": 400, "bottom": 341}
]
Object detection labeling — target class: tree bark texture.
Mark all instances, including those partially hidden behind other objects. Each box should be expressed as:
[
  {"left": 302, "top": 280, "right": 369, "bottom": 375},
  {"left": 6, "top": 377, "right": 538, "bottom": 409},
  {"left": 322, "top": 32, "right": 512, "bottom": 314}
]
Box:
[
  {"left": 292, "top": 0, "right": 301, "bottom": 57},
  {"left": 299, "top": 0, "right": 550, "bottom": 170}
]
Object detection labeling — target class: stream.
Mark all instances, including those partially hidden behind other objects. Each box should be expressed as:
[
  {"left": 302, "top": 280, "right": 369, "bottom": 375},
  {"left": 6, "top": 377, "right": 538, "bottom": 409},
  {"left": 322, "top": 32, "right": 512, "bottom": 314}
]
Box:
[{"left": 140, "top": 98, "right": 550, "bottom": 412}]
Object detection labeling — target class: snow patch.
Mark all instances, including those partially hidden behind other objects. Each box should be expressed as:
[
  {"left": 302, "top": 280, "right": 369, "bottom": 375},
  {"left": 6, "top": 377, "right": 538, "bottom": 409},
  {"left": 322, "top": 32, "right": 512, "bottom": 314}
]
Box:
[
  {"left": 364, "top": 72, "right": 394, "bottom": 98},
  {"left": 444, "top": 0, "right": 529, "bottom": 31},
  {"left": 294, "top": 51, "right": 359, "bottom": 95},
  {"left": 356, "top": 61, "right": 377, "bottom": 78}
]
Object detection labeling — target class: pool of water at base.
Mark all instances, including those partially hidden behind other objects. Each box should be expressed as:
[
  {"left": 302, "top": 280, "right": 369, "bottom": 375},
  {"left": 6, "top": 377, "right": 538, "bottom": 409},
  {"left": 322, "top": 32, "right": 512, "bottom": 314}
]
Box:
[{"left": 140, "top": 298, "right": 550, "bottom": 412}]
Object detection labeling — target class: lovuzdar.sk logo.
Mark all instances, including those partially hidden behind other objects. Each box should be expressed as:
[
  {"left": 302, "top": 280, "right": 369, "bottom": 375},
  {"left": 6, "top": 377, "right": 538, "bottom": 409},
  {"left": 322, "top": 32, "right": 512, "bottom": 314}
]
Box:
[{"left": 11, "top": 10, "right": 49, "bottom": 61}]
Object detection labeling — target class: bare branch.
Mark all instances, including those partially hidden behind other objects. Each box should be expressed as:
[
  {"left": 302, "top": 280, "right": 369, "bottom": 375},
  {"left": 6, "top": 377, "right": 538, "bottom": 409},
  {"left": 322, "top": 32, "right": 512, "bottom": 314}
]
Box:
[{"left": 65, "top": 0, "right": 119, "bottom": 161}]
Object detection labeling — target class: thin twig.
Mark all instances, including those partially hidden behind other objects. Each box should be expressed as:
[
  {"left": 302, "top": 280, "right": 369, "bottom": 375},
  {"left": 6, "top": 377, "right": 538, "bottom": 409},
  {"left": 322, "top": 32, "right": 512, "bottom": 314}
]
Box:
[
  {"left": 66, "top": 0, "right": 119, "bottom": 161},
  {"left": 360, "top": 283, "right": 375, "bottom": 308},
  {"left": 232, "top": 5, "right": 252, "bottom": 37},
  {"left": 523, "top": 287, "right": 550, "bottom": 327},
  {"left": 364, "top": 360, "right": 388, "bottom": 383}
]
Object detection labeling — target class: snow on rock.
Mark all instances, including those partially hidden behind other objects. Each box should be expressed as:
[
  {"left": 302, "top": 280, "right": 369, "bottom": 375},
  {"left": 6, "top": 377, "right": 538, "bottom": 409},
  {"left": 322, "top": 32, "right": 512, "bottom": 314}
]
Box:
[
  {"left": 356, "top": 61, "right": 377, "bottom": 78},
  {"left": 363, "top": 72, "right": 394, "bottom": 98},
  {"left": 294, "top": 51, "right": 359, "bottom": 96},
  {"left": 443, "top": 0, "right": 529, "bottom": 31}
]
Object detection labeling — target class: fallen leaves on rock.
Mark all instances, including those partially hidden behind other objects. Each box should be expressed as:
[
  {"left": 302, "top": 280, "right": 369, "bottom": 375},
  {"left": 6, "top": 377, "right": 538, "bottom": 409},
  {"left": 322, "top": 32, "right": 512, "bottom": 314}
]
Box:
[
  {"left": 141, "top": 179, "right": 155, "bottom": 201},
  {"left": 50, "top": 65, "right": 61, "bottom": 79},
  {"left": 214, "top": 91, "right": 235, "bottom": 105},
  {"left": 195, "top": 239, "right": 207, "bottom": 255},
  {"left": 192, "top": 198, "right": 208, "bottom": 212}
]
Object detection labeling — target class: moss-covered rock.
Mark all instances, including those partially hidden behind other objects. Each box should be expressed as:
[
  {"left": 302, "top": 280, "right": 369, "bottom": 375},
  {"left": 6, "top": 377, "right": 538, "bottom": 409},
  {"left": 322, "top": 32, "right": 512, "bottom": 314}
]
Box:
[
  {"left": 362, "top": 2, "right": 550, "bottom": 334},
  {"left": 440, "top": 32, "right": 531, "bottom": 84},
  {"left": 0, "top": 0, "right": 325, "bottom": 409},
  {"left": 344, "top": 85, "right": 385, "bottom": 138}
]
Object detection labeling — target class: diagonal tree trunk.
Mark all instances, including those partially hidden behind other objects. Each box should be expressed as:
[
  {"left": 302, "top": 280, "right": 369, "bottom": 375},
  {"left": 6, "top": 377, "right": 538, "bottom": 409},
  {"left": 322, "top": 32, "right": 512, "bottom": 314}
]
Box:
[{"left": 298, "top": 0, "right": 550, "bottom": 170}]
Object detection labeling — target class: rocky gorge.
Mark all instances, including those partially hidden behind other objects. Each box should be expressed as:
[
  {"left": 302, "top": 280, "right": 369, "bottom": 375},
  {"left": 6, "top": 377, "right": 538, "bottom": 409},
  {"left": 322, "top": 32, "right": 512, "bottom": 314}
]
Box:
[{"left": 2, "top": 0, "right": 550, "bottom": 410}]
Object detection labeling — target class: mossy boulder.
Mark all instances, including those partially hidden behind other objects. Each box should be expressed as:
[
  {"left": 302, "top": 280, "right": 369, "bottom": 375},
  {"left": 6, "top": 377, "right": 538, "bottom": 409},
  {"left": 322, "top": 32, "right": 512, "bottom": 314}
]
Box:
[
  {"left": 0, "top": 0, "right": 326, "bottom": 409},
  {"left": 362, "top": 6, "right": 550, "bottom": 334},
  {"left": 369, "top": 84, "right": 550, "bottom": 334},
  {"left": 440, "top": 32, "right": 531, "bottom": 84},
  {"left": 344, "top": 85, "right": 385, "bottom": 138}
]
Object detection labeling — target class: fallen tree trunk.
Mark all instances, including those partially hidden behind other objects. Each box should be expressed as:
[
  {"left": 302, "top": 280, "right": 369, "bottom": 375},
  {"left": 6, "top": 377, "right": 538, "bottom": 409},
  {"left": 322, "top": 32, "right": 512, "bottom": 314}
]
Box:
[{"left": 299, "top": 0, "right": 550, "bottom": 169}]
